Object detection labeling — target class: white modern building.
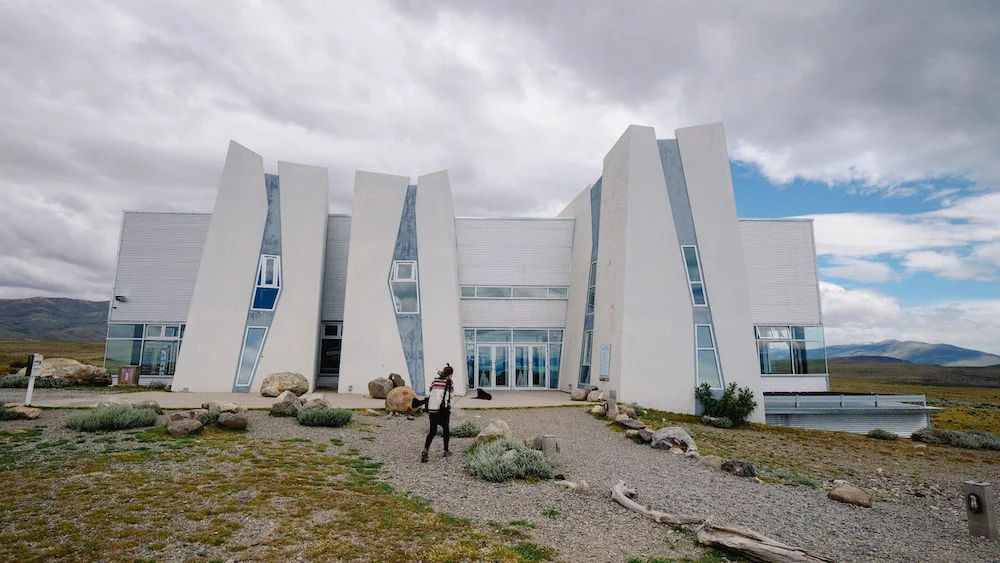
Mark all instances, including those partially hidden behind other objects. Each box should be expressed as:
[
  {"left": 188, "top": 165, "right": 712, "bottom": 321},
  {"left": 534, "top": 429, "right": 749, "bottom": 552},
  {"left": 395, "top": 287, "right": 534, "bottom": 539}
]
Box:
[{"left": 105, "top": 123, "right": 835, "bottom": 424}]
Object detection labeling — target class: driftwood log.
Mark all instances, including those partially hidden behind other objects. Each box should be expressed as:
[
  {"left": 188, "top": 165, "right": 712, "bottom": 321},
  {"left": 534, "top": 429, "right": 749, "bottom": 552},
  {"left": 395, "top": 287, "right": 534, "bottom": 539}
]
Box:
[{"left": 611, "top": 481, "right": 836, "bottom": 563}]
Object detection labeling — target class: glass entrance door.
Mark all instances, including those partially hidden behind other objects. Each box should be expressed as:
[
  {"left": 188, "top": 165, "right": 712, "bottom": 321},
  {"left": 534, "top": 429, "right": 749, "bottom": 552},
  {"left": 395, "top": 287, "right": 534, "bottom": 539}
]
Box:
[
  {"left": 476, "top": 344, "right": 512, "bottom": 390},
  {"left": 514, "top": 345, "right": 547, "bottom": 389}
]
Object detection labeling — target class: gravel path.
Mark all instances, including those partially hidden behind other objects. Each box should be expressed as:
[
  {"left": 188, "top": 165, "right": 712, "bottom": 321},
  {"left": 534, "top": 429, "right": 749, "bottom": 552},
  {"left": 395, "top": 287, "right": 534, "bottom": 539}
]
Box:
[{"left": 4, "top": 403, "right": 1000, "bottom": 562}]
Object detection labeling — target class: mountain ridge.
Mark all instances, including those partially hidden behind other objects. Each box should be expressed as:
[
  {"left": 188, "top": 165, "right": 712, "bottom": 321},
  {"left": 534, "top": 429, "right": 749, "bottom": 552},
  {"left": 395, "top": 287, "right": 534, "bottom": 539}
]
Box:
[
  {"left": 0, "top": 297, "right": 109, "bottom": 341},
  {"left": 827, "top": 339, "right": 1000, "bottom": 367}
]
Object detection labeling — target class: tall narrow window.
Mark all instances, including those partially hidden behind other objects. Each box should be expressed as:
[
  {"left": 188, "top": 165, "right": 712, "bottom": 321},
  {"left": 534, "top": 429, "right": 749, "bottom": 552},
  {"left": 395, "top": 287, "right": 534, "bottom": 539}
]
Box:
[
  {"left": 695, "top": 324, "right": 723, "bottom": 388},
  {"left": 580, "top": 330, "right": 594, "bottom": 385},
  {"left": 252, "top": 255, "right": 281, "bottom": 310},
  {"left": 235, "top": 327, "right": 267, "bottom": 387},
  {"left": 586, "top": 261, "right": 597, "bottom": 314},
  {"left": 390, "top": 260, "right": 419, "bottom": 314},
  {"left": 681, "top": 246, "right": 707, "bottom": 306}
]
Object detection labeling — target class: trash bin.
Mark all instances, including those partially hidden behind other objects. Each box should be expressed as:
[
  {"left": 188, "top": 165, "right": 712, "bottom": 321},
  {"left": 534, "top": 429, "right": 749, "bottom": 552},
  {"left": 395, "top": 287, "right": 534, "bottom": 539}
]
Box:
[{"left": 118, "top": 366, "right": 139, "bottom": 386}]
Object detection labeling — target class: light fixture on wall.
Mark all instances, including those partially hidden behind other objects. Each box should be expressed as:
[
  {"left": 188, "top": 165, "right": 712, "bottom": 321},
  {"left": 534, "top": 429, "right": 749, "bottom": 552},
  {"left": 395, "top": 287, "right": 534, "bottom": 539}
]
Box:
[{"left": 114, "top": 295, "right": 128, "bottom": 303}]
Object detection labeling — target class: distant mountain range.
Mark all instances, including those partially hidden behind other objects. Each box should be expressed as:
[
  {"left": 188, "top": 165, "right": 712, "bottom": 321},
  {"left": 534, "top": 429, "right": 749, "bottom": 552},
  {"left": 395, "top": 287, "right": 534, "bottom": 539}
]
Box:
[
  {"left": 827, "top": 340, "right": 1000, "bottom": 367},
  {"left": 0, "top": 298, "right": 108, "bottom": 341}
]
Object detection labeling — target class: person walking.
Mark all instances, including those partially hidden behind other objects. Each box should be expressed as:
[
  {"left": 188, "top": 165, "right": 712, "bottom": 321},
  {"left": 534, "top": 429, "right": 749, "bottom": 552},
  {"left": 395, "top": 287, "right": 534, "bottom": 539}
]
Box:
[{"left": 421, "top": 364, "right": 454, "bottom": 462}]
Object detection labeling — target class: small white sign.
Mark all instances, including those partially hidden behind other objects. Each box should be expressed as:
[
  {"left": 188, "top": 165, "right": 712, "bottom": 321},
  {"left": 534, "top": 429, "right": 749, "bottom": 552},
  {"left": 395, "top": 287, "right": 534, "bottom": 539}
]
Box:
[
  {"left": 600, "top": 344, "right": 611, "bottom": 378},
  {"left": 25, "top": 353, "right": 43, "bottom": 406}
]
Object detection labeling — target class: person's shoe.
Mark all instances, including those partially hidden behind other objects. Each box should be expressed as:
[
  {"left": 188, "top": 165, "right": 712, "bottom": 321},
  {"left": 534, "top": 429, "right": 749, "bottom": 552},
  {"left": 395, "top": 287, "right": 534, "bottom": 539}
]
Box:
[
  {"left": 443, "top": 450, "right": 453, "bottom": 458},
  {"left": 421, "top": 450, "right": 429, "bottom": 463}
]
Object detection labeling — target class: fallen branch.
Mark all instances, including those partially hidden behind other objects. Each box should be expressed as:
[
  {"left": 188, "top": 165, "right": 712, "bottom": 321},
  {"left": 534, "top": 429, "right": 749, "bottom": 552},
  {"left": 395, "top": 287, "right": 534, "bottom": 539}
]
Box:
[
  {"left": 611, "top": 480, "right": 836, "bottom": 563},
  {"left": 611, "top": 480, "right": 706, "bottom": 525}
]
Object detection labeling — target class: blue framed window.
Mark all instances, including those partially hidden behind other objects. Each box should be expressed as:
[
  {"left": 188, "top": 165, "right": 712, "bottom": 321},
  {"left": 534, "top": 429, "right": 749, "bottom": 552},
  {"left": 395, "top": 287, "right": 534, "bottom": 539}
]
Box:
[
  {"left": 696, "top": 324, "right": 723, "bottom": 388},
  {"left": 252, "top": 255, "right": 281, "bottom": 310},
  {"left": 389, "top": 260, "right": 419, "bottom": 314},
  {"left": 235, "top": 326, "right": 267, "bottom": 387},
  {"left": 681, "top": 246, "right": 707, "bottom": 306}
]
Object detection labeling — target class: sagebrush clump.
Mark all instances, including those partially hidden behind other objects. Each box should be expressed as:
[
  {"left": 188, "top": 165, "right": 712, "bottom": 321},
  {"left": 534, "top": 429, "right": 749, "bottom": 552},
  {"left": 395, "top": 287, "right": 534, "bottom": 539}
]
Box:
[
  {"left": 911, "top": 427, "right": 1000, "bottom": 450},
  {"left": 0, "top": 375, "right": 71, "bottom": 389},
  {"left": 466, "top": 440, "right": 554, "bottom": 482},
  {"left": 867, "top": 428, "right": 898, "bottom": 440},
  {"left": 298, "top": 408, "right": 353, "bottom": 428},
  {"left": 444, "top": 420, "right": 481, "bottom": 438},
  {"left": 65, "top": 405, "right": 159, "bottom": 432},
  {"left": 695, "top": 382, "right": 757, "bottom": 427},
  {"left": 145, "top": 381, "right": 170, "bottom": 390},
  {"left": 0, "top": 402, "right": 20, "bottom": 421}
]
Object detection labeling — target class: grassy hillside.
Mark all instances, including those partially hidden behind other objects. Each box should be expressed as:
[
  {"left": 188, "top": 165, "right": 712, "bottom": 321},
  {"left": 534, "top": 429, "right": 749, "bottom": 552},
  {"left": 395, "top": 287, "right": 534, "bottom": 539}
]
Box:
[
  {"left": 827, "top": 339, "right": 1000, "bottom": 367},
  {"left": 828, "top": 358, "right": 1000, "bottom": 388},
  {"left": 0, "top": 298, "right": 108, "bottom": 341},
  {"left": 0, "top": 340, "right": 106, "bottom": 374}
]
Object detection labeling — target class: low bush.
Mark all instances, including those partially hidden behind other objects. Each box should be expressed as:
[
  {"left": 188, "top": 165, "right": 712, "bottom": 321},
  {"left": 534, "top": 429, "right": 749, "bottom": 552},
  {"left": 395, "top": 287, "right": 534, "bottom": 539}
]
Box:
[
  {"left": 0, "top": 402, "right": 20, "bottom": 421},
  {"left": 65, "top": 405, "right": 159, "bottom": 432},
  {"left": 709, "top": 416, "right": 734, "bottom": 429},
  {"left": 627, "top": 403, "right": 646, "bottom": 417},
  {"left": 440, "top": 420, "right": 481, "bottom": 438},
  {"left": 145, "top": 381, "right": 170, "bottom": 390},
  {"left": 867, "top": 428, "right": 898, "bottom": 440},
  {"left": 466, "top": 440, "right": 554, "bottom": 482},
  {"left": 198, "top": 410, "right": 220, "bottom": 427},
  {"left": 760, "top": 467, "right": 820, "bottom": 488},
  {"left": 695, "top": 382, "right": 757, "bottom": 427},
  {"left": 0, "top": 375, "right": 71, "bottom": 389},
  {"left": 911, "top": 426, "right": 1000, "bottom": 450},
  {"left": 298, "top": 408, "right": 353, "bottom": 428}
]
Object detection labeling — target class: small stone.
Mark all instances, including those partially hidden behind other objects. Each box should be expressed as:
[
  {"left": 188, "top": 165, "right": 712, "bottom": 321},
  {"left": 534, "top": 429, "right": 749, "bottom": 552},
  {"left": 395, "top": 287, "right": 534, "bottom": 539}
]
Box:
[
  {"left": 635, "top": 429, "right": 654, "bottom": 443},
  {"left": 621, "top": 406, "right": 636, "bottom": 418},
  {"left": 684, "top": 449, "right": 700, "bottom": 459},
  {"left": 699, "top": 455, "right": 724, "bottom": 470},
  {"left": 557, "top": 480, "right": 591, "bottom": 494},
  {"left": 570, "top": 388, "right": 588, "bottom": 401},
  {"left": 721, "top": 460, "right": 756, "bottom": 478},
  {"left": 406, "top": 415, "right": 415, "bottom": 421},
  {"left": 389, "top": 373, "right": 406, "bottom": 388},
  {"left": 668, "top": 446, "right": 684, "bottom": 455},
  {"left": 590, "top": 405, "right": 604, "bottom": 414},
  {"left": 8, "top": 429, "right": 28, "bottom": 435},
  {"left": 362, "top": 408, "right": 380, "bottom": 417},
  {"left": 218, "top": 413, "right": 248, "bottom": 430},
  {"left": 167, "top": 418, "right": 203, "bottom": 436},
  {"left": 582, "top": 384, "right": 598, "bottom": 394},
  {"left": 753, "top": 477, "right": 763, "bottom": 484},
  {"left": 828, "top": 484, "right": 872, "bottom": 508},
  {"left": 625, "top": 429, "right": 640, "bottom": 439},
  {"left": 10, "top": 406, "right": 41, "bottom": 420},
  {"left": 368, "top": 378, "right": 394, "bottom": 399}
]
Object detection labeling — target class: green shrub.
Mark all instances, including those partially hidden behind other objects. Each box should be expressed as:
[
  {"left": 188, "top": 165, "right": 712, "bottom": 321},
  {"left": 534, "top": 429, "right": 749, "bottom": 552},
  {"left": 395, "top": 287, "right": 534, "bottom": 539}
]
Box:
[
  {"left": 709, "top": 416, "right": 734, "bottom": 429},
  {"left": 0, "top": 375, "right": 71, "bottom": 389},
  {"left": 627, "top": 403, "right": 646, "bottom": 417},
  {"left": 695, "top": 382, "right": 757, "bottom": 427},
  {"left": 298, "top": 408, "right": 353, "bottom": 428},
  {"left": 759, "top": 467, "right": 820, "bottom": 488},
  {"left": 966, "top": 430, "right": 1000, "bottom": 451},
  {"left": 0, "top": 402, "right": 20, "bottom": 421},
  {"left": 65, "top": 405, "right": 159, "bottom": 432},
  {"left": 145, "top": 381, "right": 170, "bottom": 390},
  {"left": 867, "top": 428, "right": 898, "bottom": 440},
  {"left": 441, "top": 420, "right": 481, "bottom": 438},
  {"left": 466, "top": 440, "right": 554, "bottom": 482},
  {"left": 911, "top": 427, "right": 1000, "bottom": 450},
  {"left": 198, "top": 410, "right": 220, "bottom": 427}
]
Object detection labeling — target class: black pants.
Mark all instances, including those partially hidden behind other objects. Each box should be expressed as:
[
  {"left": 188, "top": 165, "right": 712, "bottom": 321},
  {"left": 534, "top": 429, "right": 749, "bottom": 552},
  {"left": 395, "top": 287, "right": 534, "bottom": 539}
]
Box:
[{"left": 424, "top": 410, "right": 450, "bottom": 452}]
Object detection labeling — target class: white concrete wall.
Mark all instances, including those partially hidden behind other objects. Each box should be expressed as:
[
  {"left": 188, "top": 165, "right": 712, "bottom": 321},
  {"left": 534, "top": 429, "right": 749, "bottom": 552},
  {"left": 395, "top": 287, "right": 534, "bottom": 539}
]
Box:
[
  {"left": 338, "top": 171, "right": 410, "bottom": 395},
  {"left": 320, "top": 215, "right": 352, "bottom": 321},
  {"left": 738, "top": 219, "right": 823, "bottom": 326},
  {"left": 455, "top": 218, "right": 575, "bottom": 286},
  {"left": 416, "top": 171, "right": 467, "bottom": 396},
  {"left": 460, "top": 300, "right": 568, "bottom": 328},
  {"left": 110, "top": 212, "right": 209, "bottom": 323},
  {"left": 678, "top": 123, "right": 764, "bottom": 422},
  {"left": 602, "top": 126, "right": 695, "bottom": 413},
  {"left": 253, "top": 162, "right": 329, "bottom": 394},
  {"left": 557, "top": 187, "right": 592, "bottom": 391},
  {"left": 761, "top": 375, "right": 829, "bottom": 393},
  {"left": 173, "top": 142, "right": 267, "bottom": 392}
]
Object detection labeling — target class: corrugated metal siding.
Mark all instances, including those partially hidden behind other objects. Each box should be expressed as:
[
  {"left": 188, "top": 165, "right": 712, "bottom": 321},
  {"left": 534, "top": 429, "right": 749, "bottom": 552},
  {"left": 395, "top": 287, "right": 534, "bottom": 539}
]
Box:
[
  {"left": 765, "top": 412, "right": 931, "bottom": 437},
  {"left": 455, "top": 219, "right": 574, "bottom": 286},
  {"left": 321, "top": 215, "right": 352, "bottom": 321},
  {"left": 110, "top": 212, "right": 210, "bottom": 323},
  {"left": 738, "top": 220, "right": 822, "bottom": 326},
  {"left": 461, "top": 300, "right": 567, "bottom": 328},
  {"left": 761, "top": 375, "right": 829, "bottom": 392}
]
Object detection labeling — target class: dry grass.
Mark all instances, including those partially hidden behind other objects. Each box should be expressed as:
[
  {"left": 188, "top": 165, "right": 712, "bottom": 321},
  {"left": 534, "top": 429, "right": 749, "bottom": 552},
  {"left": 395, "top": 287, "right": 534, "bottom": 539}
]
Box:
[
  {"left": 0, "top": 425, "right": 553, "bottom": 562},
  {"left": 0, "top": 340, "right": 105, "bottom": 374}
]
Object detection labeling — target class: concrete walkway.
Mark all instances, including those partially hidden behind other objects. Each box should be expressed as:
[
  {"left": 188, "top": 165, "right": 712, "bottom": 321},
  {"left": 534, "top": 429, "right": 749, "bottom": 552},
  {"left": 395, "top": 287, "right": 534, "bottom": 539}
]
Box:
[{"left": 26, "top": 388, "right": 585, "bottom": 410}]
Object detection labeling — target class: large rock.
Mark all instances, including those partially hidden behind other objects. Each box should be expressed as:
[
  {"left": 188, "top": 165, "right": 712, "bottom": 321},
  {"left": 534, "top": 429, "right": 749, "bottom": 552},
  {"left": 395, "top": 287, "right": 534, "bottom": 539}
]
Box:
[
  {"left": 10, "top": 406, "right": 41, "bottom": 420},
  {"left": 721, "top": 460, "right": 757, "bottom": 478},
  {"left": 167, "top": 409, "right": 207, "bottom": 423},
  {"left": 829, "top": 484, "right": 872, "bottom": 508},
  {"left": 271, "top": 391, "right": 302, "bottom": 417},
  {"left": 218, "top": 413, "right": 248, "bottom": 430},
  {"left": 614, "top": 418, "right": 647, "bottom": 431},
  {"left": 472, "top": 419, "right": 512, "bottom": 447},
  {"left": 16, "top": 358, "right": 84, "bottom": 377},
  {"left": 96, "top": 400, "right": 127, "bottom": 409},
  {"left": 586, "top": 390, "right": 601, "bottom": 402},
  {"left": 389, "top": 373, "right": 406, "bottom": 388},
  {"left": 385, "top": 386, "right": 417, "bottom": 414},
  {"left": 570, "top": 388, "right": 588, "bottom": 401},
  {"left": 260, "top": 372, "right": 309, "bottom": 397},
  {"left": 651, "top": 426, "right": 697, "bottom": 452},
  {"left": 700, "top": 455, "right": 725, "bottom": 470},
  {"left": 582, "top": 384, "right": 598, "bottom": 394},
  {"left": 300, "top": 393, "right": 331, "bottom": 413},
  {"left": 167, "top": 418, "right": 203, "bottom": 436},
  {"left": 201, "top": 401, "right": 244, "bottom": 414},
  {"left": 132, "top": 400, "right": 163, "bottom": 414},
  {"left": 61, "top": 365, "right": 112, "bottom": 386},
  {"left": 635, "top": 428, "right": 654, "bottom": 443},
  {"left": 368, "top": 378, "right": 394, "bottom": 399}
]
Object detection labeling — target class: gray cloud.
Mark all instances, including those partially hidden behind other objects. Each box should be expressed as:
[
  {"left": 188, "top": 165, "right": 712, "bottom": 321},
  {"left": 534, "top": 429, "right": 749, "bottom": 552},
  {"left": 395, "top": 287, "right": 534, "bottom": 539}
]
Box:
[{"left": 1, "top": 0, "right": 998, "bottom": 319}]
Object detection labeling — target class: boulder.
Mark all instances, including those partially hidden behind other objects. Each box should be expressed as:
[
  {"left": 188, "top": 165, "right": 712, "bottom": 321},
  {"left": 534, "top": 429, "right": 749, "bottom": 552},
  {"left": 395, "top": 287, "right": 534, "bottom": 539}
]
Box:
[
  {"left": 582, "top": 384, "right": 598, "bottom": 394},
  {"left": 61, "top": 365, "right": 112, "bottom": 386},
  {"left": 167, "top": 418, "right": 203, "bottom": 436},
  {"left": 167, "top": 409, "right": 207, "bottom": 422},
  {"left": 96, "top": 400, "right": 127, "bottom": 409},
  {"left": 201, "top": 401, "right": 244, "bottom": 414},
  {"left": 260, "top": 372, "right": 309, "bottom": 397},
  {"left": 10, "top": 406, "right": 41, "bottom": 420},
  {"left": 368, "top": 378, "right": 394, "bottom": 399},
  {"left": 389, "top": 373, "right": 406, "bottom": 388},
  {"left": 621, "top": 406, "right": 636, "bottom": 418},
  {"left": 473, "top": 419, "right": 512, "bottom": 447},
  {"left": 271, "top": 391, "right": 302, "bottom": 417},
  {"left": 700, "top": 455, "right": 725, "bottom": 470},
  {"left": 570, "top": 388, "right": 588, "bottom": 401},
  {"left": 625, "top": 429, "right": 640, "bottom": 439},
  {"left": 218, "top": 413, "right": 249, "bottom": 430},
  {"left": 614, "top": 418, "right": 647, "bottom": 431},
  {"left": 586, "top": 390, "right": 601, "bottom": 402},
  {"left": 721, "top": 460, "right": 756, "bottom": 478},
  {"left": 651, "top": 426, "right": 697, "bottom": 452},
  {"left": 636, "top": 429, "right": 654, "bottom": 443},
  {"left": 828, "top": 484, "right": 872, "bottom": 508},
  {"left": 385, "top": 386, "right": 417, "bottom": 413},
  {"left": 590, "top": 405, "right": 604, "bottom": 414},
  {"left": 16, "top": 358, "right": 84, "bottom": 377},
  {"left": 132, "top": 400, "right": 163, "bottom": 414},
  {"left": 300, "top": 393, "right": 331, "bottom": 413}
]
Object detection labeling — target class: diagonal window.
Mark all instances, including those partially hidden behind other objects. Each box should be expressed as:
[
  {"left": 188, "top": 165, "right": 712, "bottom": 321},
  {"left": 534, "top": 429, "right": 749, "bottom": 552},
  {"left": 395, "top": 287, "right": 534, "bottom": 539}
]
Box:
[
  {"left": 252, "top": 255, "right": 281, "bottom": 310},
  {"left": 390, "top": 260, "right": 419, "bottom": 314}
]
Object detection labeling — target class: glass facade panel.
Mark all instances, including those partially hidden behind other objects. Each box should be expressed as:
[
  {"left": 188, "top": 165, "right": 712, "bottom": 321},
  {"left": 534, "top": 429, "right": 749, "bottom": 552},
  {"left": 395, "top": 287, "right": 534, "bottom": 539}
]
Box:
[
  {"left": 512, "top": 287, "right": 547, "bottom": 298},
  {"left": 163, "top": 325, "right": 180, "bottom": 338},
  {"left": 464, "top": 329, "right": 476, "bottom": 341},
  {"left": 466, "top": 344, "right": 475, "bottom": 387},
  {"left": 513, "top": 329, "right": 548, "bottom": 342},
  {"left": 548, "top": 344, "right": 561, "bottom": 389},
  {"left": 146, "top": 325, "right": 163, "bottom": 338},
  {"left": 758, "top": 341, "right": 792, "bottom": 374},
  {"left": 461, "top": 286, "right": 476, "bottom": 298},
  {"left": 108, "top": 324, "right": 144, "bottom": 339},
  {"left": 548, "top": 287, "right": 569, "bottom": 298},
  {"left": 514, "top": 346, "right": 529, "bottom": 387},
  {"left": 104, "top": 340, "right": 142, "bottom": 375},
  {"left": 697, "top": 349, "right": 722, "bottom": 388},
  {"left": 477, "top": 346, "right": 492, "bottom": 387},
  {"left": 792, "top": 326, "right": 824, "bottom": 341},
  {"left": 140, "top": 340, "right": 178, "bottom": 376},
  {"left": 324, "top": 325, "right": 339, "bottom": 337},
  {"left": 757, "top": 326, "right": 791, "bottom": 339},
  {"left": 586, "top": 288, "right": 596, "bottom": 314},
  {"left": 390, "top": 281, "right": 419, "bottom": 313},
  {"left": 549, "top": 330, "right": 563, "bottom": 342},
  {"left": 583, "top": 331, "right": 593, "bottom": 365},
  {"left": 477, "top": 286, "right": 512, "bottom": 298},
  {"left": 691, "top": 283, "right": 706, "bottom": 305},
  {"left": 792, "top": 341, "right": 828, "bottom": 374},
  {"left": 235, "top": 328, "right": 267, "bottom": 387},
  {"left": 696, "top": 325, "right": 713, "bottom": 348},
  {"left": 494, "top": 347, "right": 509, "bottom": 387},
  {"left": 683, "top": 247, "right": 702, "bottom": 282},
  {"left": 476, "top": 329, "right": 512, "bottom": 342},
  {"left": 253, "top": 287, "right": 279, "bottom": 310},
  {"left": 319, "top": 339, "right": 343, "bottom": 375},
  {"left": 531, "top": 346, "right": 546, "bottom": 387},
  {"left": 395, "top": 262, "right": 414, "bottom": 280}
]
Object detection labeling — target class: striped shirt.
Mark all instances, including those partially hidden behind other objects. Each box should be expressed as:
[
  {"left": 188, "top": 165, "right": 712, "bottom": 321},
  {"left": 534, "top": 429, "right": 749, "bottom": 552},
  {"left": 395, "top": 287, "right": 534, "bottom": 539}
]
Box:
[{"left": 427, "top": 378, "right": 453, "bottom": 413}]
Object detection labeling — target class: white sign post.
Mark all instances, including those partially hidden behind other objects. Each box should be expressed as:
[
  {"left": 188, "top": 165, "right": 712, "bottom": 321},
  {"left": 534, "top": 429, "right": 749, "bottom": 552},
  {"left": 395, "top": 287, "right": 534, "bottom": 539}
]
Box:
[{"left": 25, "top": 354, "right": 43, "bottom": 407}]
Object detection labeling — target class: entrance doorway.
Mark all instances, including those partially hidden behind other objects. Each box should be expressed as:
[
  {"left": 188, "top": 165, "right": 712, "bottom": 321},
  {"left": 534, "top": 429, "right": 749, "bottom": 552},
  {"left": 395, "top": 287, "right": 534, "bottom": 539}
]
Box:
[{"left": 466, "top": 328, "right": 563, "bottom": 391}]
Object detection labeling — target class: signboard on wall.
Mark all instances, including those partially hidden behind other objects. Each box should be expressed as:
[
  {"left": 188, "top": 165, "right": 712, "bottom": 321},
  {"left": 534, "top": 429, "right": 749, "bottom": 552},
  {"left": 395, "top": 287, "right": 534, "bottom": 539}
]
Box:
[{"left": 599, "top": 344, "right": 611, "bottom": 380}]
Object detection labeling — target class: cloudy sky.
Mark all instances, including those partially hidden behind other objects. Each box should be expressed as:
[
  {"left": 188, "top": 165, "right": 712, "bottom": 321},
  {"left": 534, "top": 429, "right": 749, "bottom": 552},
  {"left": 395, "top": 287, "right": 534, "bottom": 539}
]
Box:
[{"left": 2, "top": 1, "right": 999, "bottom": 353}]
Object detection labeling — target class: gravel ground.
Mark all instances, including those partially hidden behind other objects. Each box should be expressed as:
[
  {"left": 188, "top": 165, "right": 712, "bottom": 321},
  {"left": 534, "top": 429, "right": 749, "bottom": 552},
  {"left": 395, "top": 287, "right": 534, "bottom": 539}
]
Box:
[{"left": 4, "top": 401, "right": 1000, "bottom": 563}]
